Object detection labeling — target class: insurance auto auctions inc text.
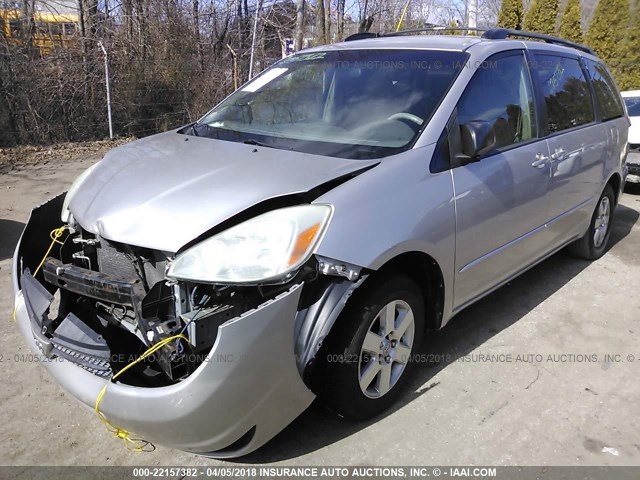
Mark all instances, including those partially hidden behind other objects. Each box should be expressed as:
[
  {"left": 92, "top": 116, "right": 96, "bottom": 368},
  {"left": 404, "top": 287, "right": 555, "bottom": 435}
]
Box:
[{"left": 250, "top": 467, "right": 497, "bottom": 478}]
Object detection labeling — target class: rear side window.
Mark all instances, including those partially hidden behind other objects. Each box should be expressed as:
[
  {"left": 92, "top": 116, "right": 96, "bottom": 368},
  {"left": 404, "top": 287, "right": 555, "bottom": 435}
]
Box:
[
  {"left": 586, "top": 60, "right": 624, "bottom": 120},
  {"left": 532, "top": 54, "right": 594, "bottom": 133},
  {"left": 457, "top": 52, "right": 537, "bottom": 150}
]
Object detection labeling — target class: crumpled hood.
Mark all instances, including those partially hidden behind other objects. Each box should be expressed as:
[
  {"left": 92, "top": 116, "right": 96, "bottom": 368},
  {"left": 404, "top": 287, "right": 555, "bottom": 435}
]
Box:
[{"left": 70, "top": 131, "right": 376, "bottom": 252}]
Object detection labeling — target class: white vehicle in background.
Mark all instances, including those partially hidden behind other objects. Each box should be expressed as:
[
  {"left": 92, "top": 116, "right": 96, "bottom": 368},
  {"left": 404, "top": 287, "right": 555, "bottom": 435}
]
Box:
[
  {"left": 622, "top": 91, "right": 640, "bottom": 183},
  {"left": 623, "top": 91, "right": 640, "bottom": 148}
]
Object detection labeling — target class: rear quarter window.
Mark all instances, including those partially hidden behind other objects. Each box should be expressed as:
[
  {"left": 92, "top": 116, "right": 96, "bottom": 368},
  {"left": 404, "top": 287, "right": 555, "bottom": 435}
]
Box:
[
  {"left": 531, "top": 54, "right": 595, "bottom": 134},
  {"left": 586, "top": 60, "right": 625, "bottom": 121}
]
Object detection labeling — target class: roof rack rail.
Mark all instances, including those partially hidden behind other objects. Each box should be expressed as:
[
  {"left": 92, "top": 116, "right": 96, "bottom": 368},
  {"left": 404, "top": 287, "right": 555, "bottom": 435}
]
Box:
[
  {"left": 481, "top": 28, "right": 595, "bottom": 55},
  {"left": 344, "top": 25, "right": 596, "bottom": 56},
  {"left": 344, "top": 26, "right": 488, "bottom": 42},
  {"left": 384, "top": 27, "right": 488, "bottom": 37},
  {"left": 344, "top": 32, "right": 380, "bottom": 41}
]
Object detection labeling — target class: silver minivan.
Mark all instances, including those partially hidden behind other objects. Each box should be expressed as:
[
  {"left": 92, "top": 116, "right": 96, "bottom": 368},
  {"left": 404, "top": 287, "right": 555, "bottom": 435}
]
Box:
[{"left": 11, "top": 28, "right": 629, "bottom": 457}]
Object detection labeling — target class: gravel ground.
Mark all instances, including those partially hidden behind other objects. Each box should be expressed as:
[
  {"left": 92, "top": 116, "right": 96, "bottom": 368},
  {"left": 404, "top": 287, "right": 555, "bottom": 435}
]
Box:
[{"left": 0, "top": 145, "right": 639, "bottom": 467}]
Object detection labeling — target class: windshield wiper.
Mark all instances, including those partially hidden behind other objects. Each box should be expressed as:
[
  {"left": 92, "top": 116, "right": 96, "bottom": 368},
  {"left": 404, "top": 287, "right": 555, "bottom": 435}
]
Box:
[{"left": 243, "top": 138, "right": 276, "bottom": 149}]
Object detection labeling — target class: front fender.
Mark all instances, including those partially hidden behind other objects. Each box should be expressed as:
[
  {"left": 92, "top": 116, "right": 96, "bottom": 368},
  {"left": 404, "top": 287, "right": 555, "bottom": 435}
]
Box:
[{"left": 312, "top": 145, "right": 456, "bottom": 323}]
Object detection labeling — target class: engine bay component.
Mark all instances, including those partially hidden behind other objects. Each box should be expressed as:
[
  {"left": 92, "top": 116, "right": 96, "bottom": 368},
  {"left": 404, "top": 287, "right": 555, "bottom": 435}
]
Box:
[
  {"left": 43, "top": 258, "right": 144, "bottom": 307},
  {"left": 316, "top": 255, "right": 362, "bottom": 281},
  {"left": 181, "top": 304, "right": 236, "bottom": 350}
]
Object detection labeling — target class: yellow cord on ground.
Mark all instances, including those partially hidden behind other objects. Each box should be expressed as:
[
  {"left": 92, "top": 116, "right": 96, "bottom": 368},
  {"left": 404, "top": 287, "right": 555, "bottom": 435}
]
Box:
[
  {"left": 94, "top": 334, "right": 188, "bottom": 452},
  {"left": 395, "top": 0, "right": 411, "bottom": 32},
  {"left": 33, "top": 226, "right": 68, "bottom": 277}
]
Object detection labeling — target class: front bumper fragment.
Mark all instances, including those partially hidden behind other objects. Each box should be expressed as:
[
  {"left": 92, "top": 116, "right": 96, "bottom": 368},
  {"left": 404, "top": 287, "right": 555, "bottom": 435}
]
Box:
[
  {"left": 13, "top": 280, "right": 314, "bottom": 456},
  {"left": 21, "top": 271, "right": 113, "bottom": 377}
]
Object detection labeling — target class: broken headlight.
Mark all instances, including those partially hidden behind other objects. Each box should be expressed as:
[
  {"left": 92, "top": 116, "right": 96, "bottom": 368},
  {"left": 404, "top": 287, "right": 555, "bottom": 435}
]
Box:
[{"left": 166, "top": 204, "right": 332, "bottom": 284}]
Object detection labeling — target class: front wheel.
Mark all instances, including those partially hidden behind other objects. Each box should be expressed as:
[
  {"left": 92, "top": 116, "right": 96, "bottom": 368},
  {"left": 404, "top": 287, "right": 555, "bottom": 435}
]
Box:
[
  {"left": 567, "top": 184, "right": 615, "bottom": 260},
  {"left": 312, "top": 275, "right": 425, "bottom": 420}
]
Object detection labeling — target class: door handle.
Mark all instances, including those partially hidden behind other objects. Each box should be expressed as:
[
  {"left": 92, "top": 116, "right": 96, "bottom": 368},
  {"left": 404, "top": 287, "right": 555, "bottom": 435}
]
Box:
[
  {"left": 531, "top": 153, "right": 549, "bottom": 168},
  {"left": 551, "top": 148, "right": 566, "bottom": 161}
]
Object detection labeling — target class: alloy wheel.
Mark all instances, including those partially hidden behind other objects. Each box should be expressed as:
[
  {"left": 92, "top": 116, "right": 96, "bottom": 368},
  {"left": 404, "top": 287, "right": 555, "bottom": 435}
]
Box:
[
  {"left": 593, "top": 196, "right": 611, "bottom": 248},
  {"left": 357, "top": 299, "right": 415, "bottom": 399}
]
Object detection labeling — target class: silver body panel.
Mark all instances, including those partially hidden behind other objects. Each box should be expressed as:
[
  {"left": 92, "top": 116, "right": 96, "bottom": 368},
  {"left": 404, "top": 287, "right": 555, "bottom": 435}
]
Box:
[
  {"left": 451, "top": 138, "right": 552, "bottom": 309},
  {"left": 12, "top": 35, "right": 628, "bottom": 456},
  {"left": 314, "top": 144, "right": 457, "bottom": 318}
]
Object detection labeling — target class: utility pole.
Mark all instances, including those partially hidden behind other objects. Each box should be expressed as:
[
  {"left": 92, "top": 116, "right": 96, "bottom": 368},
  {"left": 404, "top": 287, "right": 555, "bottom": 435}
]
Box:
[
  {"left": 248, "top": 0, "right": 264, "bottom": 80},
  {"left": 98, "top": 41, "right": 113, "bottom": 140},
  {"left": 227, "top": 44, "right": 239, "bottom": 89},
  {"left": 467, "top": 0, "right": 477, "bottom": 30}
]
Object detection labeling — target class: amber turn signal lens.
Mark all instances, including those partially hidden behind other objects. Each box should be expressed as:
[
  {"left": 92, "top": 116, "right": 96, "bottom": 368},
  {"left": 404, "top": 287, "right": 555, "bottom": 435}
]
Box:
[{"left": 288, "top": 223, "right": 321, "bottom": 267}]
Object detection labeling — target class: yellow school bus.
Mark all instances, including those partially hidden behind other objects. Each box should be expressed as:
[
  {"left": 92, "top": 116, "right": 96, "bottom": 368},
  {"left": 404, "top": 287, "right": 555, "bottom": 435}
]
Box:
[{"left": 0, "top": 8, "right": 79, "bottom": 53}]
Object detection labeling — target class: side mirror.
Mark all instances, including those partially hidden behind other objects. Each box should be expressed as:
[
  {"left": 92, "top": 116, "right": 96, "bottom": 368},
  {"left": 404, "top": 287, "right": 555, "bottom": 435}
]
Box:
[{"left": 457, "top": 121, "right": 497, "bottom": 162}]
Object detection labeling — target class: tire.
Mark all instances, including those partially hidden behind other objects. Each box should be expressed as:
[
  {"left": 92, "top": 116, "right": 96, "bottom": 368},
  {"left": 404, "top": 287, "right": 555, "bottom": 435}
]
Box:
[
  {"left": 567, "top": 184, "right": 615, "bottom": 260},
  {"left": 312, "top": 274, "right": 425, "bottom": 420}
]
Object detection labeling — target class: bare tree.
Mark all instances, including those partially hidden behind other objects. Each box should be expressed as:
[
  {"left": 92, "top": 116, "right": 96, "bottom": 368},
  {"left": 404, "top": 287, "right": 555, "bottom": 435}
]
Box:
[
  {"left": 315, "top": 0, "right": 325, "bottom": 43},
  {"left": 324, "top": 0, "right": 330, "bottom": 41},
  {"left": 0, "top": 0, "right": 456, "bottom": 147},
  {"left": 336, "top": 0, "right": 345, "bottom": 39},
  {"left": 294, "top": 0, "right": 305, "bottom": 49}
]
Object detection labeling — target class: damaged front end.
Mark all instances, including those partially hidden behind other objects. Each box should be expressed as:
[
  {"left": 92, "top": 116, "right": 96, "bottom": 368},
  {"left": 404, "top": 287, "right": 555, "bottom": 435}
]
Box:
[
  {"left": 12, "top": 193, "right": 368, "bottom": 454},
  {"left": 16, "top": 194, "right": 330, "bottom": 387}
]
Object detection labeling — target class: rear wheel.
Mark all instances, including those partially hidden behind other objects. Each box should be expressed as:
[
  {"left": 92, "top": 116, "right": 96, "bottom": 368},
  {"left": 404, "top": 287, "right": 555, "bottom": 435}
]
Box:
[
  {"left": 567, "top": 184, "right": 615, "bottom": 260},
  {"left": 313, "top": 275, "right": 424, "bottom": 420}
]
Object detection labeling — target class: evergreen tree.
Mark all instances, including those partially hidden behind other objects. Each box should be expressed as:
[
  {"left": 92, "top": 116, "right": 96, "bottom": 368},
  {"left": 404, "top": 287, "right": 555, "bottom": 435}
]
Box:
[
  {"left": 586, "top": 0, "right": 630, "bottom": 80},
  {"left": 617, "top": 4, "right": 640, "bottom": 89},
  {"left": 497, "top": 0, "right": 524, "bottom": 30},
  {"left": 523, "top": 0, "right": 559, "bottom": 35},
  {"left": 558, "top": 0, "right": 583, "bottom": 43}
]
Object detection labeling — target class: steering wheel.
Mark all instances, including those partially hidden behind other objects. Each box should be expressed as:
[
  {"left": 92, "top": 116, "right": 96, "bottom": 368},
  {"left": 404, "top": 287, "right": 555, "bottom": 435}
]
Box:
[{"left": 387, "top": 112, "right": 424, "bottom": 126}]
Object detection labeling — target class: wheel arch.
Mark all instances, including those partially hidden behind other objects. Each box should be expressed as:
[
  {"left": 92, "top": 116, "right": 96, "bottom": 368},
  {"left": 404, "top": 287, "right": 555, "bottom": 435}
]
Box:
[
  {"left": 371, "top": 251, "right": 445, "bottom": 331},
  {"left": 297, "top": 250, "right": 446, "bottom": 387},
  {"left": 607, "top": 172, "right": 622, "bottom": 204}
]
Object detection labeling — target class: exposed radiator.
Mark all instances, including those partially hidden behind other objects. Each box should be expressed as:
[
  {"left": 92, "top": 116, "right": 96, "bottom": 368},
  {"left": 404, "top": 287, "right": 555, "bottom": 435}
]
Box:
[{"left": 97, "top": 239, "right": 139, "bottom": 279}]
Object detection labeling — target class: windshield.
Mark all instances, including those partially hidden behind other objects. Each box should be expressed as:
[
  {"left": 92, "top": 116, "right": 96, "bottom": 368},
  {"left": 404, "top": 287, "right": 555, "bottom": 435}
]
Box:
[
  {"left": 625, "top": 97, "right": 640, "bottom": 117},
  {"left": 191, "top": 49, "right": 468, "bottom": 159}
]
